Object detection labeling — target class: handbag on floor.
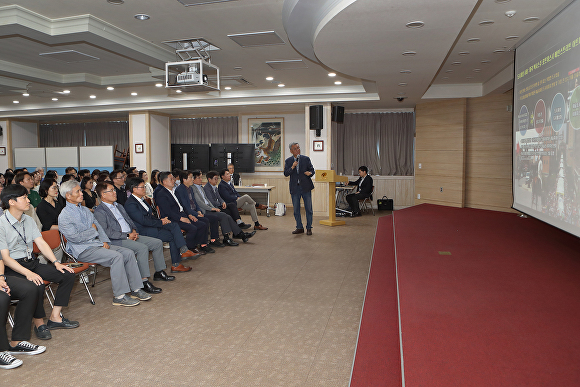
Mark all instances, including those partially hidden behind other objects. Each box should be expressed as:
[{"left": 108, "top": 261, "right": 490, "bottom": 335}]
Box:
[
  {"left": 377, "top": 196, "right": 393, "bottom": 211},
  {"left": 275, "top": 203, "right": 286, "bottom": 216}
]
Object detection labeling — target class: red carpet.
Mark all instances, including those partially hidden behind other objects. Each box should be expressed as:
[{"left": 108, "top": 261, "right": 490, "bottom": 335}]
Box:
[
  {"left": 350, "top": 215, "right": 402, "bottom": 387},
  {"left": 351, "top": 204, "right": 580, "bottom": 386}
]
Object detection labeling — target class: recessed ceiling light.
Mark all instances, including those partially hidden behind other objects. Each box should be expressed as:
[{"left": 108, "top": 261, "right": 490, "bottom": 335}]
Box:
[
  {"left": 134, "top": 14, "right": 150, "bottom": 21},
  {"left": 481, "top": 59, "right": 491, "bottom": 64},
  {"left": 506, "top": 36, "right": 519, "bottom": 41},
  {"left": 328, "top": 73, "right": 336, "bottom": 77},
  {"left": 402, "top": 51, "right": 417, "bottom": 56},
  {"left": 445, "top": 70, "right": 453, "bottom": 73},
  {"left": 406, "top": 21, "right": 424, "bottom": 28},
  {"left": 467, "top": 38, "right": 480, "bottom": 43},
  {"left": 523, "top": 17, "right": 539, "bottom": 23},
  {"left": 505, "top": 10, "right": 516, "bottom": 18},
  {"left": 473, "top": 68, "right": 481, "bottom": 72},
  {"left": 90, "top": 95, "right": 96, "bottom": 99},
  {"left": 277, "top": 83, "right": 285, "bottom": 87},
  {"left": 176, "top": 90, "right": 182, "bottom": 93},
  {"left": 398, "top": 83, "right": 407, "bottom": 86},
  {"left": 22, "top": 93, "right": 29, "bottom": 97},
  {"left": 266, "top": 76, "right": 274, "bottom": 81},
  {"left": 479, "top": 20, "right": 494, "bottom": 26},
  {"left": 107, "top": 0, "right": 124, "bottom": 4},
  {"left": 107, "top": 86, "right": 115, "bottom": 90},
  {"left": 155, "top": 83, "right": 163, "bottom": 87},
  {"left": 62, "top": 90, "right": 70, "bottom": 94},
  {"left": 452, "top": 61, "right": 461, "bottom": 65},
  {"left": 495, "top": 0, "right": 511, "bottom": 3},
  {"left": 52, "top": 98, "right": 58, "bottom": 101},
  {"left": 400, "top": 70, "right": 412, "bottom": 74},
  {"left": 458, "top": 51, "right": 469, "bottom": 56},
  {"left": 13, "top": 100, "right": 19, "bottom": 104},
  {"left": 466, "top": 76, "right": 474, "bottom": 79},
  {"left": 131, "top": 92, "right": 138, "bottom": 96},
  {"left": 493, "top": 49, "right": 506, "bottom": 54},
  {"left": 334, "top": 81, "right": 342, "bottom": 85},
  {"left": 234, "top": 66, "right": 243, "bottom": 71},
  {"left": 398, "top": 92, "right": 406, "bottom": 95},
  {"left": 224, "top": 86, "right": 232, "bottom": 90}
]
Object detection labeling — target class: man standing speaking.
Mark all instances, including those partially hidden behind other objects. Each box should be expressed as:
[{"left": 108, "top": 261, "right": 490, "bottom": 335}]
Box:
[{"left": 284, "top": 142, "right": 315, "bottom": 235}]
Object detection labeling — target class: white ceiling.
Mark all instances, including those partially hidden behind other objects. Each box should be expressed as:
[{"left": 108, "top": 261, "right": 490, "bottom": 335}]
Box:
[{"left": 0, "top": 0, "right": 572, "bottom": 121}]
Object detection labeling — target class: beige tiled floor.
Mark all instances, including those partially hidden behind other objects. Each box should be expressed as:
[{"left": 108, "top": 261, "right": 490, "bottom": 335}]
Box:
[{"left": 4, "top": 210, "right": 379, "bottom": 386}]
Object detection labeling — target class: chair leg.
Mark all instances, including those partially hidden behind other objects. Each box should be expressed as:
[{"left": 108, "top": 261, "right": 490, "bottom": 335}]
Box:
[
  {"left": 45, "top": 284, "right": 55, "bottom": 309},
  {"left": 7, "top": 309, "right": 14, "bottom": 327},
  {"left": 81, "top": 276, "right": 96, "bottom": 305}
]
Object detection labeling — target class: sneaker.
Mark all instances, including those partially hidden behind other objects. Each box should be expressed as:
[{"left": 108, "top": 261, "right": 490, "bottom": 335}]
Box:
[
  {"left": 34, "top": 325, "right": 52, "bottom": 340},
  {"left": 112, "top": 294, "right": 140, "bottom": 307},
  {"left": 130, "top": 289, "right": 152, "bottom": 301},
  {"left": 47, "top": 317, "right": 80, "bottom": 330},
  {"left": 8, "top": 341, "right": 46, "bottom": 356},
  {"left": 163, "top": 242, "right": 170, "bottom": 249},
  {"left": 0, "top": 351, "right": 23, "bottom": 369}
]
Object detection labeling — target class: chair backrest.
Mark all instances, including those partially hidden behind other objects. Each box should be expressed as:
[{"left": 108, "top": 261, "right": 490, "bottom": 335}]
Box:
[{"left": 32, "top": 229, "right": 61, "bottom": 253}]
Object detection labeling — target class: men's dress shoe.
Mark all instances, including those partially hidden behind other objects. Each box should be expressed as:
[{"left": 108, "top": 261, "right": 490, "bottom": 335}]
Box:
[
  {"left": 47, "top": 317, "right": 79, "bottom": 330},
  {"left": 352, "top": 211, "right": 362, "bottom": 217},
  {"left": 254, "top": 224, "right": 268, "bottom": 230},
  {"left": 209, "top": 240, "right": 225, "bottom": 248},
  {"left": 181, "top": 250, "right": 200, "bottom": 259},
  {"left": 223, "top": 237, "right": 239, "bottom": 246},
  {"left": 171, "top": 264, "right": 193, "bottom": 272},
  {"left": 239, "top": 223, "right": 252, "bottom": 229},
  {"left": 192, "top": 247, "right": 207, "bottom": 255},
  {"left": 292, "top": 228, "right": 305, "bottom": 234},
  {"left": 34, "top": 325, "right": 52, "bottom": 340},
  {"left": 201, "top": 245, "right": 215, "bottom": 253},
  {"left": 256, "top": 204, "right": 268, "bottom": 210},
  {"left": 306, "top": 229, "right": 312, "bottom": 236},
  {"left": 142, "top": 280, "right": 162, "bottom": 294},
  {"left": 153, "top": 270, "right": 175, "bottom": 281},
  {"left": 130, "top": 289, "right": 152, "bottom": 301}
]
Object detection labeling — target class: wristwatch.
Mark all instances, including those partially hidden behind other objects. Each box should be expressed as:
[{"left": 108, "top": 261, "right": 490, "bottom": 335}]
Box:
[{"left": 0, "top": 274, "right": 6, "bottom": 280}]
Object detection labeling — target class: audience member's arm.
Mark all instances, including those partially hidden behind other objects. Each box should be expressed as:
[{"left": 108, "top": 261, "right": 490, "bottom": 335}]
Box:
[{"left": 58, "top": 211, "right": 99, "bottom": 243}]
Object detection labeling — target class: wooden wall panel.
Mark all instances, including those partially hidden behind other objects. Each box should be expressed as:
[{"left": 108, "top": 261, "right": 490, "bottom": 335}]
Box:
[
  {"left": 465, "top": 91, "right": 515, "bottom": 213},
  {"left": 415, "top": 99, "right": 467, "bottom": 207}
]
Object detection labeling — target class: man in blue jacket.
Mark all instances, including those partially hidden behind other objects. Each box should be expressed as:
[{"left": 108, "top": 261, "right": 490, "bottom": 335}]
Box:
[
  {"left": 218, "top": 169, "right": 267, "bottom": 231},
  {"left": 284, "top": 142, "right": 315, "bottom": 235}
]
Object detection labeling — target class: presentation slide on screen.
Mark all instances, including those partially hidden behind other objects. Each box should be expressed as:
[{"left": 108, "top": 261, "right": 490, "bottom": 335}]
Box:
[{"left": 513, "top": 0, "right": 580, "bottom": 237}]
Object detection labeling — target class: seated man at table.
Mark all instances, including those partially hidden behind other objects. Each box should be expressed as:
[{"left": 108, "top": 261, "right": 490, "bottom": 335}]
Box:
[
  {"left": 58, "top": 180, "right": 152, "bottom": 307},
  {"left": 93, "top": 182, "right": 170, "bottom": 294},
  {"left": 346, "top": 166, "right": 373, "bottom": 217},
  {"left": 124, "top": 177, "right": 196, "bottom": 274},
  {"left": 204, "top": 171, "right": 252, "bottom": 231},
  {"left": 0, "top": 184, "right": 79, "bottom": 341},
  {"left": 153, "top": 172, "right": 209, "bottom": 256},
  {"left": 218, "top": 169, "right": 267, "bottom": 231}
]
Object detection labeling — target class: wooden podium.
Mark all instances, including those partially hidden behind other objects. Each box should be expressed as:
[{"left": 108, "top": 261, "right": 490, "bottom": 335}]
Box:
[{"left": 315, "top": 170, "right": 348, "bottom": 226}]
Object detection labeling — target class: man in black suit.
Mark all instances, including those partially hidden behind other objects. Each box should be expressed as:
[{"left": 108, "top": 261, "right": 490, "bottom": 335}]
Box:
[
  {"left": 227, "top": 163, "right": 241, "bottom": 186},
  {"left": 124, "top": 177, "right": 197, "bottom": 274},
  {"left": 154, "top": 172, "right": 211, "bottom": 256},
  {"left": 203, "top": 171, "right": 252, "bottom": 231},
  {"left": 346, "top": 166, "right": 373, "bottom": 217},
  {"left": 110, "top": 169, "right": 127, "bottom": 206},
  {"left": 218, "top": 169, "right": 268, "bottom": 231},
  {"left": 283, "top": 142, "right": 315, "bottom": 235}
]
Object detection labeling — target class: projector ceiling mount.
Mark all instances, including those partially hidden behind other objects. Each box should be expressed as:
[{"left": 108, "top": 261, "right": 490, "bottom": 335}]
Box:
[{"left": 162, "top": 37, "right": 220, "bottom": 63}]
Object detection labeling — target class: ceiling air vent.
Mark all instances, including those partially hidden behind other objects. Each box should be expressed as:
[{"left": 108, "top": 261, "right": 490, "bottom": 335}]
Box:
[
  {"left": 177, "top": 0, "right": 237, "bottom": 6},
  {"left": 228, "top": 31, "right": 285, "bottom": 47},
  {"left": 266, "top": 60, "right": 307, "bottom": 70}
]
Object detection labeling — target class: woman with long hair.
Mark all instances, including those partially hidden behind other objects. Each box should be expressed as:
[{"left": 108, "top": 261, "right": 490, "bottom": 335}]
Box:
[{"left": 150, "top": 169, "right": 160, "bottom": 190}]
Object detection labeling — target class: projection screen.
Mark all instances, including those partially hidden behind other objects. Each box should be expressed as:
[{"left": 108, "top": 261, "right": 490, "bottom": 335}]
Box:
[{"left": 513, "top": 0, "right": 580, "bottom": 238}]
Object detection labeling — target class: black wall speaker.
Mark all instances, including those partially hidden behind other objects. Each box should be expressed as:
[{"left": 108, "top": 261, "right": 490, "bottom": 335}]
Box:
[
  {"left": 331, "top": 105, "right": 345, "bottom": 123},
  {"left": 309, "top": 105, "right": 323, "bottom": 130}
]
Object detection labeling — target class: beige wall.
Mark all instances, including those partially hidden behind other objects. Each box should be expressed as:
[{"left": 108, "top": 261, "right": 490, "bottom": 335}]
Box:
[{"left": 415, "top": 91, "right": 515, "bottom": 212}]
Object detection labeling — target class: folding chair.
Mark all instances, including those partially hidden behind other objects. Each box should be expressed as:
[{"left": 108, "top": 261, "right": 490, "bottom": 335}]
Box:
[{"left": 358, "top": 186, "right": 375, "bottom": 216}]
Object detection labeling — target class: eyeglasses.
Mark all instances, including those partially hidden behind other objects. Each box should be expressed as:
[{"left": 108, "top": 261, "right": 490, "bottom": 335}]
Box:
[
  {"left": 101, "top": 189, "right": 115, "bottom": 194},
  {"left": 135, "top": 186, "right": 145, "bottom": 190}
]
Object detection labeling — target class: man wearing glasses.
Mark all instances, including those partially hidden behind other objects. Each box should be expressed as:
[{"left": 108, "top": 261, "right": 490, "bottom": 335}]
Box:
[
  {"left": 124, "top": 177, "right": 197, "bottom": 273},
  {"left": 109, "top": 169, "right": 127, "bottom": 206},
  {"left": 93, "top": 182, "right": 172, "bottom": 294}
]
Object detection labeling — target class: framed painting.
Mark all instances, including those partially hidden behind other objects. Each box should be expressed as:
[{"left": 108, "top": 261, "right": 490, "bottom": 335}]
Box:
[{"left": 249, "top": 118, "right": 284, "bottom": 171}]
